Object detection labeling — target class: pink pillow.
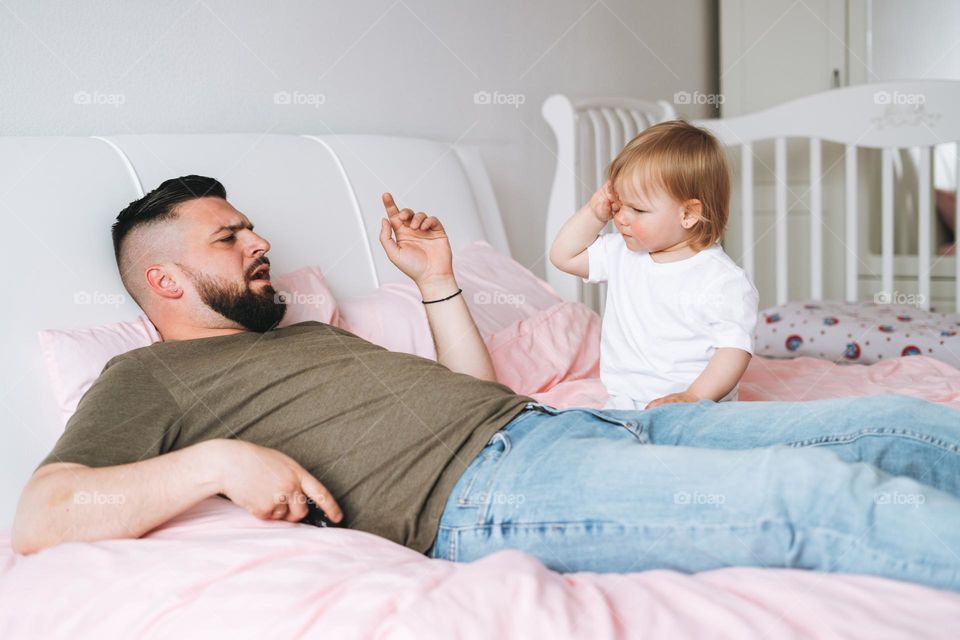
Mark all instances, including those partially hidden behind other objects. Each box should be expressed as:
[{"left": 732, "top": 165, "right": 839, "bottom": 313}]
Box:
[
  {"left": 454, "top": 241, "right": 563, "bottom": 337},
  {"left": 336, "top": 284, "right": 436, "bottom": 359},
  {"left": 39, "top": 266, "right": 337, "bottom": 427},
  {"left": 38, "top": 315, "right": 162, "bottom": 427},
  {"left": 485, "top": 301, "right": 601, "bottom": 393},
  {"left": 273, "top": 266, "right": 340, "bottom": 328},
  {"left": 336, "top": 241, "right": 564, "bottom": 355}
]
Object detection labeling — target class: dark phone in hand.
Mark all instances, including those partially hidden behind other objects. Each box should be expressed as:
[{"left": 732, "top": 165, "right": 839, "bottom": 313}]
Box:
[{"left": 303, "top": 495, "right": 341, "bottom": 528}]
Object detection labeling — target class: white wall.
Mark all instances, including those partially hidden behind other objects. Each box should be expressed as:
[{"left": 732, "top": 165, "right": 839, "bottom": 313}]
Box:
[{"left": 0, "top": 0, "right": 717, "bottom": 276}]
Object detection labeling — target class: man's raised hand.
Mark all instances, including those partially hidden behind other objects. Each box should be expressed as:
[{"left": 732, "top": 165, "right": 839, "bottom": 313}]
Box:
[{"left": 378, "top": 192, "right": 453, "bottom": 286}]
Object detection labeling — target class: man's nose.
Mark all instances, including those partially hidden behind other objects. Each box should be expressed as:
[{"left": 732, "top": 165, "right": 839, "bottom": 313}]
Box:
[{"left": 247, "top": 231, "right": 271, "bottom": 256}]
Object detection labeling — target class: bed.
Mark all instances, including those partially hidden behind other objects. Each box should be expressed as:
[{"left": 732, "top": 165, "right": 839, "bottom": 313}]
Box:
[{"left": 2, "top": 127, "right": 960, "bottom": 637}]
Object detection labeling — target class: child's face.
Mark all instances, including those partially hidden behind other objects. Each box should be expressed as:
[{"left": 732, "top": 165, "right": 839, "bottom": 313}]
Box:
[{"left": 612, "top": 175, "right": 696, "bottom": 253}]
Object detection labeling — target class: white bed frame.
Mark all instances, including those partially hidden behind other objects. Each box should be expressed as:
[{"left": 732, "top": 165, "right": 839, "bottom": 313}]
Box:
[
  {"left": 543, "top": 81, "right": 960, "bottom": 313},
  {"left": 0, "top": 133, "right": 510, "bottom": 528}
]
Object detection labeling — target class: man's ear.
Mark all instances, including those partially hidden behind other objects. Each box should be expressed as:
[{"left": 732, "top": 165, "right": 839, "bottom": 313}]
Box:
[
  {"left": 680, "top": 199, "right": 703, "bottom": 230},
  {"left": 145, "top": 265, "right": 184, "bottom": 300}
]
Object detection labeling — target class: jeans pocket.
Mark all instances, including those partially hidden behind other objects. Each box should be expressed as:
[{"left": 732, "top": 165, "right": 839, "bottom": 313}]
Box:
[{"left": 456, "top": 430, "right": 512, "bottom": 507}]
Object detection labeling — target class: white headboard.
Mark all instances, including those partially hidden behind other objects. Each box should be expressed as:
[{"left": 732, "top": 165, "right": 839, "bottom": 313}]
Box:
[{"left": 0, "top": 133, "right": 509, "bottom": 527}]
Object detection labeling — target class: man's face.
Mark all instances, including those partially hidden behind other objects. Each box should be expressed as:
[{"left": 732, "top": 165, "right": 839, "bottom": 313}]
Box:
[{"left": 173, "top": 197, "right": 286, "bottom": 332}]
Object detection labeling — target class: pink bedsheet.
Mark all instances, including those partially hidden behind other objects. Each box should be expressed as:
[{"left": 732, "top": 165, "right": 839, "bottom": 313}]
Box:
[
  {"left": 535, "top": 353, "right": 960, "bottom": 412},
  {"left": 3, "top": 496, "right": 957, "bottom": 639},
  {"left": 3, "top": 303, "right": 960, "bottom": 638}
]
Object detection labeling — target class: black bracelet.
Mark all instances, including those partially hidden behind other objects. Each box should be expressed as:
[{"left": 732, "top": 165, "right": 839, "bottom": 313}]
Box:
[{"left": 422, "top": 288, "right": 463, "bottom": 305}]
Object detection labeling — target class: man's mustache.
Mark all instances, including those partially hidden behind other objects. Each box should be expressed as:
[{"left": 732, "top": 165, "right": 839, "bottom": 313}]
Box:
[{"left": 246, "top": 257, "right": 271, "bottom": 281}]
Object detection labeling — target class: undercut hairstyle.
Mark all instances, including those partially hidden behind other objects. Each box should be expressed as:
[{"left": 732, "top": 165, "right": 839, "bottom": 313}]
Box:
[
  {"left": 111, "top": 175, "right": 226, "bottom": 308},
  {"left": 607, "top": 120, "right": 731, "bottom": 251},
  {"left": 112, "top": 175, "right": 226, "bottom": 263}
]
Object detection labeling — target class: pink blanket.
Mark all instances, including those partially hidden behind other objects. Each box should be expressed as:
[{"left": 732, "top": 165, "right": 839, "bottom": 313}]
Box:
[
  {"left": 3, "top": 497, "right": 957, "bottom": 639},
  {"left": 3, "top": 303, "right": 960, "bottom": 638}
]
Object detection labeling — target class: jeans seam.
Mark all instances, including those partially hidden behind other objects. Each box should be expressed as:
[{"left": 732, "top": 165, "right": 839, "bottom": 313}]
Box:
[
  {"left": 442, "top": 519, "right": 960, "bottom": 574},
  {"left": 785, "top": 428, "right": 960, "bottom": 453}
]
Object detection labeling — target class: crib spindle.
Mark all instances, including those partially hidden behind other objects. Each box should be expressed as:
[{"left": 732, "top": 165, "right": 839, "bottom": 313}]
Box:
[
  {"left": 586, "top": 110, "right": 608, "bottom": 191},
  {"left": 845, "top": 145, "right": 858, "bottom": 303},
  {"left": 615, "top": 108, "right": 637, "bottom": 141},
  {"left": 881, "top": 148, "right": 895, "bottom": 302},
  {"left": 601, "top": 109, "right": 622, "bottom": 166},
  {"left": 918, "top": 147, "right": 932, "bottom": 311},
  {"left": 809, "top": 138, "right": 823, "bottom": 300},
  {"left": 630, "top": 111, "right": 649, "bottom": 132},
  {"left": 775, "top": 137, "right": 788, "bottom": 305},
  {"left": 740, "top": 143, "right": 755, "bottom": 282}
]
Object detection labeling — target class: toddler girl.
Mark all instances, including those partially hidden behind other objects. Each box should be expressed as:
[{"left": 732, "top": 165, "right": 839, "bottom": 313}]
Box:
[{"left": 550, "top": 120, "right": 759, "bottom": 410}]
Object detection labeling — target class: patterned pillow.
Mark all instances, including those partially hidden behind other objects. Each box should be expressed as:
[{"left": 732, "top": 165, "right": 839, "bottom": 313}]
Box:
[{"left": 753, "top": 300, "right": 960, "bottom": 368}]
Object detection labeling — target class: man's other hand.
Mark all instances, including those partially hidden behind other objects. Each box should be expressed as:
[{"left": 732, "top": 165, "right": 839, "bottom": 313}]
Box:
[{"left": 213, "top": 439, "right": 343, "bottom": 524}]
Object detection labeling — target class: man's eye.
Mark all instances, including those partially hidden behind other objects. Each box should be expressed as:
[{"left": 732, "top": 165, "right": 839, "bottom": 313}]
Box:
[{"left": 219, "top": 235, "right": 235, "bottom": 243}]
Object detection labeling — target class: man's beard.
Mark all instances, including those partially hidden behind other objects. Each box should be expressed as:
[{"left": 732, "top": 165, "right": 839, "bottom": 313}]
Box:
[{"left": 180, "top": 262, "right": 286, "bottom": 332}]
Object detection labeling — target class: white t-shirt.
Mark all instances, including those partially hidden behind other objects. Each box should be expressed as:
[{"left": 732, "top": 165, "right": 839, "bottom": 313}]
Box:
[{"left": 584, "top": 233, "right": 759, "bottom": 410}]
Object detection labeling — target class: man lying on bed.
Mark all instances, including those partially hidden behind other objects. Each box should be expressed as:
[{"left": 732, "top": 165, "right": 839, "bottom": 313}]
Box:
[{"left": 12, "top": 176, "right": 960, "bottom": 591}]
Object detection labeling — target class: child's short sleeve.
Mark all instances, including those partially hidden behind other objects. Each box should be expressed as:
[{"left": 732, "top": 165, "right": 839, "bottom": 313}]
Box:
[
  {"left": 582, "top": 233, "right": 618, "bottom": 284},
  {"left": 699, "top": 272, "right": 760, "bottom": 353}
]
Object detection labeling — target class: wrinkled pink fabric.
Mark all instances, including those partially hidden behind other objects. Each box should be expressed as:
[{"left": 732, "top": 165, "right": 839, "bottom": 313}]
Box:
[
  {"left": 5, "top": 302, "right": 960, "bottom": 638},
  {"left": 740, "top": 353, "right": 960, "bottom": 410},
  {"left": 2, "top": 497, "right": 957, "bottom": 639}
]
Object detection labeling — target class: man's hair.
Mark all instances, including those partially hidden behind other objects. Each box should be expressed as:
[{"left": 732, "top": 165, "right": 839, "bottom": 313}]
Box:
[
  {"left": 607, "top": 120, "right": 730, "bottom": 251},
  {"left": 112, "top": 175, "right": 226, "bottom": 264}
]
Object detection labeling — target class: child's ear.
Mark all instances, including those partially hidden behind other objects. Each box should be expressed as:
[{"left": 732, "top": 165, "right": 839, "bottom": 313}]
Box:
[{"left": 680, "top": 199, "right": 703, "bottom": 230}]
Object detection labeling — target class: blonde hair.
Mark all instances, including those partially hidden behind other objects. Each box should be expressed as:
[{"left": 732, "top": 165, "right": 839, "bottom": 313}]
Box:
[{"left": 607, "top": 120, "right": 730, "bottom": 251}]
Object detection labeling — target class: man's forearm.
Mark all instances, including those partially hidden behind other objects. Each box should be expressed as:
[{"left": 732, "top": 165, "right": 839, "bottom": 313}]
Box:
[
  {"left": 12, "top": 440, "right": 223, "bottom": 555},
  {"left": 418, "top": 275, "right": 496, "bottom": 382}
]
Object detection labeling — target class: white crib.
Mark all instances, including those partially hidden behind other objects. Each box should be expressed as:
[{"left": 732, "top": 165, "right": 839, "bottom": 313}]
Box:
[{"left": 543, "top": 81, "right": 960, "bottom": 313}]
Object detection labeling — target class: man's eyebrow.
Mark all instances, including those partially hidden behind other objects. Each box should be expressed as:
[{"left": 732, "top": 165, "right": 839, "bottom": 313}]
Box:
[{"left": 209, "top": 221, "right": 254, "bottom": 237}]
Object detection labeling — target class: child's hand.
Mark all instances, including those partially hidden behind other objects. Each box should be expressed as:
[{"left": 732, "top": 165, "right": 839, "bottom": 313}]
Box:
[
  {"left": 586, "top": 181, "right": 621, "bottom": 223},
  {"left": 645, "top": 391, "right": 702, "bottom": 410}
]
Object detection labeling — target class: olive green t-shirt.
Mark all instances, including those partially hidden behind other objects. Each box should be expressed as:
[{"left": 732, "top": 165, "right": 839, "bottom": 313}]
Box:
[{"left": 39, "top": 321, "right": 533, "bottom": 553}]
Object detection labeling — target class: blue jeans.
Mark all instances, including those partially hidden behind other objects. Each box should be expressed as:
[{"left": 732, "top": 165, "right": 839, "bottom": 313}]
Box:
[{"left": 429, "top": 394, "right": 960, "bottom": 591}]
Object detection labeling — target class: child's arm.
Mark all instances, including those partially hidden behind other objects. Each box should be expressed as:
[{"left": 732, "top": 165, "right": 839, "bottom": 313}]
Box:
[
  {"left": 549, "top": 181, "right": 620, "bottom": 279},
  {"left": 645, "top": 348, "right": 752, "bottom": 409}
]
